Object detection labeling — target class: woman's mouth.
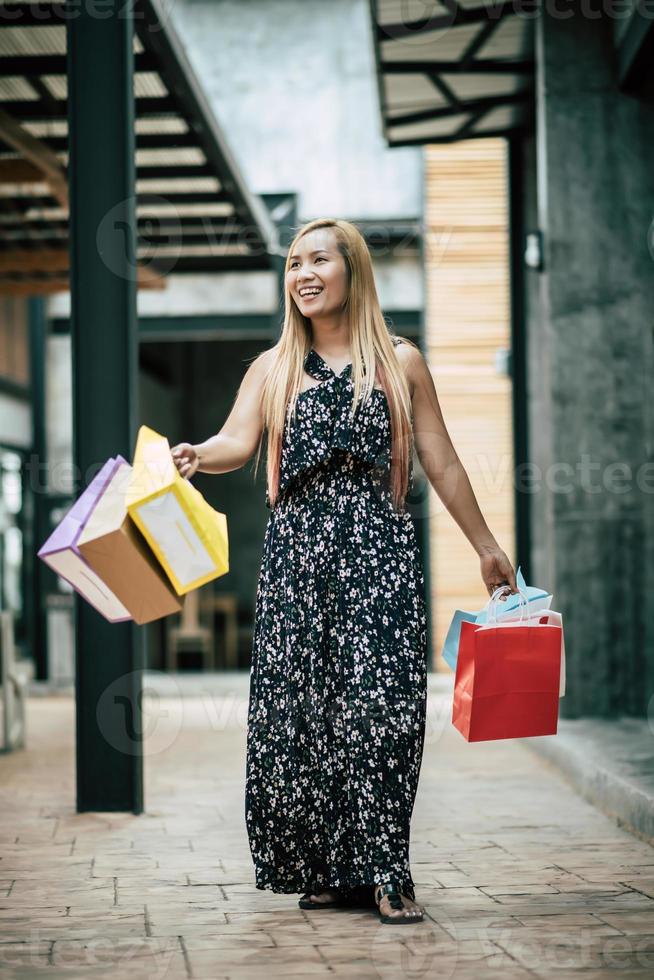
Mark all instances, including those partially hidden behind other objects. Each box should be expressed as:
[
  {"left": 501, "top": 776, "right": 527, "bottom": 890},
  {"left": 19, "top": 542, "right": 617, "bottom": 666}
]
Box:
[{"left": 298, "top": 287, "right": 324, "bottom": 301}]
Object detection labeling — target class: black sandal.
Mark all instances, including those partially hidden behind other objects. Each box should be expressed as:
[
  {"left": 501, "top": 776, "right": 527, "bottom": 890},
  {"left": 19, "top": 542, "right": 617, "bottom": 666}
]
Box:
[
  {"left": 298, "top": 888, "right": 347, "bottom": 909},
  {"left": 374, "top": 882, "right": 424, "bottom": 924}
]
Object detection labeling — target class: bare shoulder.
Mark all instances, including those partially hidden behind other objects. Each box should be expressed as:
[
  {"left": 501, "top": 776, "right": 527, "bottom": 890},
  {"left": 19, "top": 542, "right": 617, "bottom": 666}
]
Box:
[
  {"left": 242, "top": 344, "right": 279, "bottom": 383},
  {"left": 250, "top": 343, "right": 280, "bottom": 372},
  {"left": 392, "top": 335, "right": 422, "bottom": 365},
  {"left": 391, "top": 335, "right": 426, "bottom": 395}
]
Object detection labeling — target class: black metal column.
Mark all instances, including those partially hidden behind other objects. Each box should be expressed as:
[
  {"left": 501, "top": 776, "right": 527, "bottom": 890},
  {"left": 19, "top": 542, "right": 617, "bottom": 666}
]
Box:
[
  {"left": 67, "top": 2, "right": 143, "bottom": 812},
  {"left": 27, "top": 296, "right": 48, "bottom": 681},
  {"left": 507, "top": 134, "right": 531, "bottom": 584}
]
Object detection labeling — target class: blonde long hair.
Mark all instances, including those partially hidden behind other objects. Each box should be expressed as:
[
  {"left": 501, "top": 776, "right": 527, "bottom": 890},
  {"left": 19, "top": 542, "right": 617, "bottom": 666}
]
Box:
[{"left": 254, "top": 218, "right": 415, "bottom": 512}]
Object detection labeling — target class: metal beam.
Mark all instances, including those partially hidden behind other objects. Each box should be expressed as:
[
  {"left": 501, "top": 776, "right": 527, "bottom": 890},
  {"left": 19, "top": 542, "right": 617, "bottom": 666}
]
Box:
[
  {"left": 376, "top": 1, "right": 515, "bottom": 41},
  {"left": 388, "top": 90, "right": 532, "bottom": 128},
  {"left": 459, "top": 11, "right": 501, "bottom": 64},
  {"left": 380, "top": 59, "right": 534, "bottom": 75},
  {"left": 37, "top": 132, "right": 199, "bottom": 154},
  {"left": 0, "top": 106, "right": 68, "bottom": 206},
  {"left": 0, "top": 158, "right": 52, "bottom": 183},
  {"left": 138, "top": 191, "right": 230, "bottom": 206},
  {"left": 0, "top": 216, "right": 240, "bottom": 234},
  {"left": 150, "top": 254, "right": 273, "bottom": 273},
  {"left": 10, "top": 190, "right": 232, "bottom": 209},
  {"left": 139, "top": 313, "right": 277, "bottom": 342},
  {"left": 50, "top": 310, "right": 423, "bottom": 341},
  {"left": 0, "top": 96, "right": 177, "bottom": 121},
  {"left": 136, "top": 164, "right": 214, "bottom": 181},
  {"left": 387, "top": 123, "right": 532, "bottom": 147},
  {"left": 0, "top": 52, "right": 156, "bottom": 75},
  {"left": 67, "top": 2, "right": 143, "bottom": 814}
]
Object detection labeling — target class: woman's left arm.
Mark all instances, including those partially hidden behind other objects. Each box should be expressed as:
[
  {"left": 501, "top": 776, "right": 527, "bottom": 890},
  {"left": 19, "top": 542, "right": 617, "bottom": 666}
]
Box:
[{"left": 400, "top": 342, "right": 518, "bottom": 599}]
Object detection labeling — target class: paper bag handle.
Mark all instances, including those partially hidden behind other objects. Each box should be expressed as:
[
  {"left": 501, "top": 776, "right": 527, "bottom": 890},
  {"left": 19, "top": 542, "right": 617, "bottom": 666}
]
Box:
[{"left": 487, "top": 584, "right": 531, "bottom": 625}]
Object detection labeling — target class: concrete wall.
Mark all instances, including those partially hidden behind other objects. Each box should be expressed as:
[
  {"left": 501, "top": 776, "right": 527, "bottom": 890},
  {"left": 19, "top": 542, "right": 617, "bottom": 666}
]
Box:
[
  {"left": 528, "top": 14, "right": 654, "bottom": 717},
  {"left": 171, "top": 0, "right": 422, "bottom": 222}
]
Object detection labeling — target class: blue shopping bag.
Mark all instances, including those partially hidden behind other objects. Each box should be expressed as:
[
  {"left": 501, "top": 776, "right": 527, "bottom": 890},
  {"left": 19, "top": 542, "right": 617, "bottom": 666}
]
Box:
[{"left": 440, "top": 566, "right": 552, "bottom": 672}]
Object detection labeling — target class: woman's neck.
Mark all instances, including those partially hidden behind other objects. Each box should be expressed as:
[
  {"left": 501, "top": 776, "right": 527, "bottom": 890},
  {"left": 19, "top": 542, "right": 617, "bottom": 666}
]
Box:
[{"left": 309, "top": 315, "right": 351, "bottom": 359}]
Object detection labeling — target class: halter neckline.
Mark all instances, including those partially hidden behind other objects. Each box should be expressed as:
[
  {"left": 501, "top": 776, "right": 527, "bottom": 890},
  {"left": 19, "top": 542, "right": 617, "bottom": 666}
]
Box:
[{"left": 304, "top": 347, "right": 352, "bottom": 381}]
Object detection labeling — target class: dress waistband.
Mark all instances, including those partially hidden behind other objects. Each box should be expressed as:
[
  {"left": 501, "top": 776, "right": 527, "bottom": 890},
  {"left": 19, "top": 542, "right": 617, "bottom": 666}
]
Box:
[{"left": 274, "top": 452, "right": 403, "bottom": 518}]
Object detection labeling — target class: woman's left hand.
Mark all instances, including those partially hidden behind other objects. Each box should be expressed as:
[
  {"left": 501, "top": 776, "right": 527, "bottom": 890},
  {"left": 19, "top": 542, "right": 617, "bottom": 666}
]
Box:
[{"left": 479, "top": 548, "right": 518, "bottom": 601}]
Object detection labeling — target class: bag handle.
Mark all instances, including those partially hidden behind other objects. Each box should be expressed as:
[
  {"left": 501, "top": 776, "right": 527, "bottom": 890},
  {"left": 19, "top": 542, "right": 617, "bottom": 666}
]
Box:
[{"left": 486, "top": 584, "right": 531, "bottom": 625}]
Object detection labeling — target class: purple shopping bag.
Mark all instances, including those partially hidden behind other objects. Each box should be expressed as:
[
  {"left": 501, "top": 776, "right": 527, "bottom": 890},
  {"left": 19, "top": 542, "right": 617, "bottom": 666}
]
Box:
[{"left": 37, "top": 456, "right": 132, "bottom": 623}]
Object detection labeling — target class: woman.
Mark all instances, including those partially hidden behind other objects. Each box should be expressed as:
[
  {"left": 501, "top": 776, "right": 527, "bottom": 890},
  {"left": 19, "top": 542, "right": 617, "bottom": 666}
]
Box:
[{"left": 171, "top": 218, "right": 517, "bottom": 924}]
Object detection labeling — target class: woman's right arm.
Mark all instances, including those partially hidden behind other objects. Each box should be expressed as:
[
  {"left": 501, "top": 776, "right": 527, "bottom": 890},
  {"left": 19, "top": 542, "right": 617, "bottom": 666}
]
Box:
[{"left": 171, "top": 346, "right": 276, "bottom": 479}]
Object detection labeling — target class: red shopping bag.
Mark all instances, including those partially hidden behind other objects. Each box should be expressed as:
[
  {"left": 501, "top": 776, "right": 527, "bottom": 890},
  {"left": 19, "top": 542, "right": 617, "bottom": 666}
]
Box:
[{"left": 452, "top": 618, "right": 562, "bottom": 742}]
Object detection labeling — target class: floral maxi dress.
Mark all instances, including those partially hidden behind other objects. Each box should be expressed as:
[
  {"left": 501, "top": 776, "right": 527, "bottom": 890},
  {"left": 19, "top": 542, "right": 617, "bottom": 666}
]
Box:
[{"left": 245, "top": 336, "right": 428, "bottom": 900}]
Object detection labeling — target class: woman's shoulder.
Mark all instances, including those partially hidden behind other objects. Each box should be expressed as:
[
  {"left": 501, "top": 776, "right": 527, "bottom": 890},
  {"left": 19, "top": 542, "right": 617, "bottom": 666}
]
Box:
[
  {"left": 246, "top": 344, "right": 280, "bottom": 379},
  {"left": 388, "top": 335, "right": 424, "bottom": 396},
  {"left": 389, "top": 334, "right": 422, "bottom": 364}
]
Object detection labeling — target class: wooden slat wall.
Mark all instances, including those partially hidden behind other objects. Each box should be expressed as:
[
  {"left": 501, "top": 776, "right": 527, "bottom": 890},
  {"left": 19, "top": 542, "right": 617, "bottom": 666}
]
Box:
[{"left": 423, "top": 139, "right": 515, "bottom": 669}]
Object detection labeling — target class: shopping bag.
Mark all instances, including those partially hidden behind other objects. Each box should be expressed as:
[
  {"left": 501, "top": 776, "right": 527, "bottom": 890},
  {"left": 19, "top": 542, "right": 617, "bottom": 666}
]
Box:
[
  {"left": 452, "top": 589, "right": 562, "bottom": 741},
  {"left": 76, "top": 458, "right": 184, "bottom": 625},
  {"left": 441, "top": 566, "right": 552, "bottom": 672},
  {"left": 126, "top": 425, "right": 229, "bottom": 595},
  {"left": 476, "top": 608, "right": 566, "bottom": 697},
  {"left": 38, "top": 456, "right": 133, "bottom": 623}
]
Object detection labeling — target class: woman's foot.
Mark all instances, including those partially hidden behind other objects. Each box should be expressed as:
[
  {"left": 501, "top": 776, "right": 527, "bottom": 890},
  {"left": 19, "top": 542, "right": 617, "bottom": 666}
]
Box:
[
  {"left": 298, "top": 886, "right": 347, "bottom": 909},
  {"left": 374, "top": 883, "right": 423, "bottom": 921},
  {"left": 305, "top": 887, "right": 342, "bottom": 904}
]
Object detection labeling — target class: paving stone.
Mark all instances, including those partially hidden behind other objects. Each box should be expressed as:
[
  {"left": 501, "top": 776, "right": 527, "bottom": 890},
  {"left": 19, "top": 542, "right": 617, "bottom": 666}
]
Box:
[
  {"left": 50, "top": 936, "right": 181, "bottom": 968},
  {"left": 186, "top": 944, "right": 330, "bottom": 975}
]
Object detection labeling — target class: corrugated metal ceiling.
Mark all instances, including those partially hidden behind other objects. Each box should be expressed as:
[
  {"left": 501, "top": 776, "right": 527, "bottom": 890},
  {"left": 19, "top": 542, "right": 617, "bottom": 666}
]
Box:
[{"left": 369, "top": 0, "right": 535, "bottom": 146}]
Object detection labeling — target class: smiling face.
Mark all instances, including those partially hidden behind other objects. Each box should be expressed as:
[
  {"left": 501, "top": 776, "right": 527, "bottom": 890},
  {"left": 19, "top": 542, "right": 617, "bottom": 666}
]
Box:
[{"left": 286, "top": 227, "right": 350, "bottom": 320}]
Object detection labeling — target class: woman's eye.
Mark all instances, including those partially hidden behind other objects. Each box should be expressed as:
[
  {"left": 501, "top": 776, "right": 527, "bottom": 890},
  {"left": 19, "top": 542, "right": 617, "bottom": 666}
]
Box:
[{"left": 290, "top": 255, "right": 326, "bottom": 270}]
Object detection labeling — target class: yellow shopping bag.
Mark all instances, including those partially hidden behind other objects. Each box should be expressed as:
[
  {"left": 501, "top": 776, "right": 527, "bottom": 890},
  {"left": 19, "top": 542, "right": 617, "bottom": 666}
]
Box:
[{"left": 126, "top": 425, "right": 229, "bottom": 595}]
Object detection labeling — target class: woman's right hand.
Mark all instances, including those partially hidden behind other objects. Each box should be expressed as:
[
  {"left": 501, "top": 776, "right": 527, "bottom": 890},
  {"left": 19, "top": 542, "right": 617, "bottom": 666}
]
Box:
[{"left": 171, "top": 443, "right": 200, "bottom": 480}]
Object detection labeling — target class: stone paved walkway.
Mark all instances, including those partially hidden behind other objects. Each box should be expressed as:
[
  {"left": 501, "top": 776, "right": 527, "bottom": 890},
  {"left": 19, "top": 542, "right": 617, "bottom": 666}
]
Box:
[{"left": 1, "top": 672, "right": 654, "bottom": 979}]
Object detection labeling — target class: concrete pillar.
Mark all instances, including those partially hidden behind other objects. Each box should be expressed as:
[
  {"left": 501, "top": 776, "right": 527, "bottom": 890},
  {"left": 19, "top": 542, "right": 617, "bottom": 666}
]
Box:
[{"left": 529, "top": 13, "right": 654, "bottom": 717}]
